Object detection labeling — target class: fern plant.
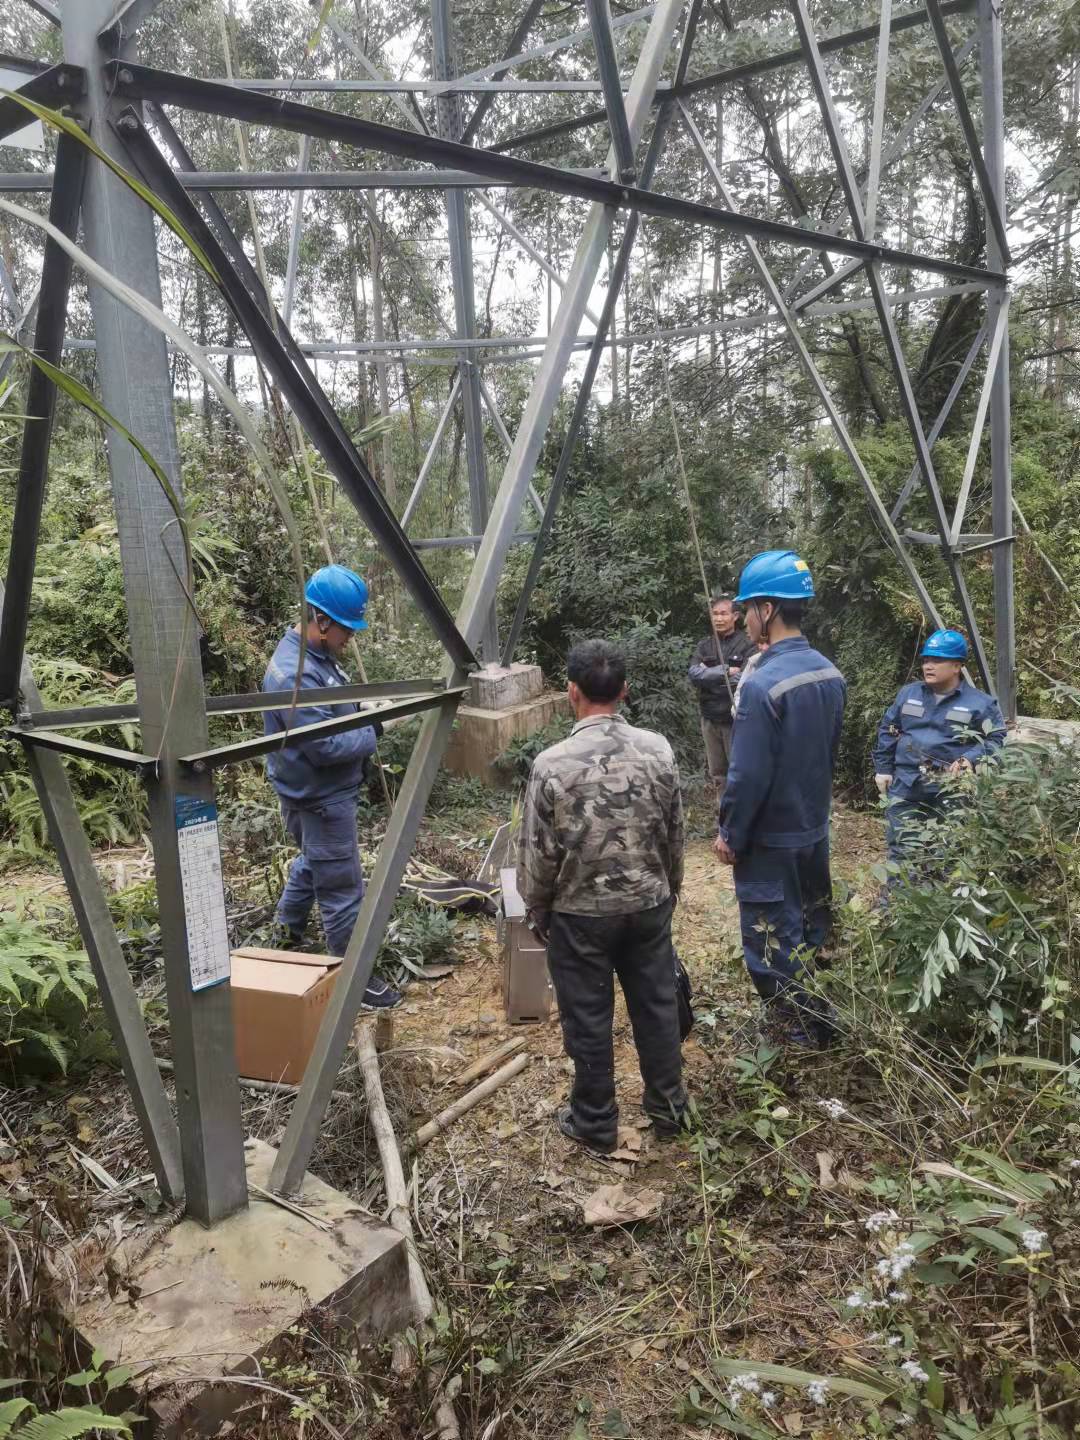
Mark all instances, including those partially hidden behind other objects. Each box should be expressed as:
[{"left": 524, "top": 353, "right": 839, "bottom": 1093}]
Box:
[
  {"left": 0, "top": 1401, "right": 133, "bottom": 1439},
  {"left": 0, "top": 917, "right": 98, "bottom": 1076}
]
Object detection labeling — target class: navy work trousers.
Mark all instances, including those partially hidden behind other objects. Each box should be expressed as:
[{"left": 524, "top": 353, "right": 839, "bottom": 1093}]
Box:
[
  {"left": 547, "top": 898, "right": 687, "bottom": 1150},
  {"left": 275, "top": 795, "right": 363, "bottom": 957},
  {"left": 733, "top": 839, "right": 832, "bottom": 1009},
  {"left": 885, "top": 789, "right": 946, "bottom": 864}
]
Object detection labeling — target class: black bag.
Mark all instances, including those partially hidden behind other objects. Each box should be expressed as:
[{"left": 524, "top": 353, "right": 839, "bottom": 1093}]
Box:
[{"left": 674, "top": 946, "right": 694, "bottom": 1041}]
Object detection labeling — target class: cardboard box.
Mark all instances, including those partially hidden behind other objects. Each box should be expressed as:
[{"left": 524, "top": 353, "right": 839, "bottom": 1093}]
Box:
[
  {"left": 229, "top": 946, "right": 340, "bottom": 1085},
  {"left": 499, "top": 867, "right": 554, "bottom": 1024}
]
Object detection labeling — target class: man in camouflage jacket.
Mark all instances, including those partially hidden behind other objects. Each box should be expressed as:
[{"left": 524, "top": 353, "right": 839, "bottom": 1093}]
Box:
[{"left": 518, "top": 639, "right": 687, "bottom": 1154}]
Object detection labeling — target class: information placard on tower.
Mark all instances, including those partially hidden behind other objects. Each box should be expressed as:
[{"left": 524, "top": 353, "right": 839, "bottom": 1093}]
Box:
[{"left": 175, "top": 796, "right": 231, "bottom": 992}]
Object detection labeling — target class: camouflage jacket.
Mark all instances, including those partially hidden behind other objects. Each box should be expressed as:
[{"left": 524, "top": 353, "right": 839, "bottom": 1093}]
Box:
[{"left": 517, "top": 713, "right": 684, "bottom": 917}]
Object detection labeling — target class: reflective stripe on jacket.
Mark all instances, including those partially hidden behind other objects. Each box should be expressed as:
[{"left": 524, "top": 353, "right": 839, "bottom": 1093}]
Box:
[{"left": 719, "top": 636, "right": 846, "bottom": 853}]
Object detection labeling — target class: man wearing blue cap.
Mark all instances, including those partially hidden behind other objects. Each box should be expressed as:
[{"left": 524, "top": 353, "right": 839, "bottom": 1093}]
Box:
[
  {"left": 262, "top": 564, "right": 400, "bottom": 1009},
  {"left": 712, "top": 551, "right": 846, "bottom": 1047},
  {"left": 873, "top": 629, "right": 1006, "bottom": 865}
]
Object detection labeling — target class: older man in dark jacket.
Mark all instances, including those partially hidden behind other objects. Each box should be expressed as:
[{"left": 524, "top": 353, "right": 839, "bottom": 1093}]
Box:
[{"left": 689, "top": 594, "right": 754, "bottom": 795}]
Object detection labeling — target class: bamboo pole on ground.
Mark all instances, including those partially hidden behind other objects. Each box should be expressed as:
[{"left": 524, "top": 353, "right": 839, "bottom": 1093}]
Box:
[
  {"left": 353, "top": 1022, "right": 460, "bottom": 1440},
  {"left": 451, "top": 1036, "right": 525, "bottom": 1087},
  {"left": 414, "top": 1053, "right": 530, "bottom": 1148}
]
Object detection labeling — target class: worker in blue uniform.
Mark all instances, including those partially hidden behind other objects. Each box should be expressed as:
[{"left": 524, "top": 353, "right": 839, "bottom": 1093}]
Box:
[
  {"left": 872, "top": 629, "right": 1006, "bottom": 865},
  {"left": 263, "top": 564, "right": 400, "bottom": 1009},
  {"left": 712, "top": 551, "right": 846, "bottom": 1047}
]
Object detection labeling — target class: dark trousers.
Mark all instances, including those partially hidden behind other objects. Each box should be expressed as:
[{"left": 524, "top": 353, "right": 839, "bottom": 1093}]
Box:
[
  {"left": 547, "top": 898, "right": 686, "bottom": 1149},
  {"left": 276, "top": 796, "right": 364, "bottom": 956},
  {"left": 885, "top": 790, "right": 946, "bottom": 864},
  {"left": 733, "top": 840, "right": 832, "bottom": 1026}
]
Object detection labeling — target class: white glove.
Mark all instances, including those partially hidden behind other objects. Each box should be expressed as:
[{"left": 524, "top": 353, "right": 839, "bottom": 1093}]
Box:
[{"left": 874, "top": 774, "right": 893, "bottom": 796}]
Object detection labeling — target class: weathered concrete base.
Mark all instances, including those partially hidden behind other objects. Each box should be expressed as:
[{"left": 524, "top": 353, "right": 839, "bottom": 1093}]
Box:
[
  {"left": 1013, "top": 715, "right": 1079, "bottom": 747},
  {"left": 468, "top": 662, "right": 544, "bottom": 710},
  {"left": 76, "top": 1140, "right": 410, "bottom": 1433},
  {"left": 443, "top": 691, "right": 568, "bottom": 785}
]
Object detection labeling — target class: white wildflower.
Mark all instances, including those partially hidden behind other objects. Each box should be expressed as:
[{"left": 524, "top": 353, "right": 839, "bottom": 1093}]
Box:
[
  {"left": 1021, "top": 1228, "right": 1048, "bottom": 1254},
  {"left": 807, "top": 1379, "right": 830, "bottom": 1406},
  {"left": 817, "top": 1098, "right": 847, "bottom": 1121},
  {"left": 876, "top": 1241, "right": 916, "bottom": 1282},
  {"left": 887, "top": 1335, "right": 903, "bottom": 1347},
  {"left": 864, "top": 1209, "right": 900, "bottom": 1234},
  {"left": 761, "top": 1392, "right": 778, "bottom": 1408},
  {"left": 868, "top": 1299, "right": 889, "bottom": 1309},
  {"left": 727, "top": 1373, "right": 761, "bottom": 1408},
  {"left": 888, "top": 1290, "right": 911, "bottom": 1303},
  {"left": 1068, "top": 1159, "right": 1080, "bottom": 1170},
  {"left": 846, "top": 1293, "right": 865, "bottom": 1309},
  {"left": 900, "top": 1360, "right": 930, "bottom": 1384}
]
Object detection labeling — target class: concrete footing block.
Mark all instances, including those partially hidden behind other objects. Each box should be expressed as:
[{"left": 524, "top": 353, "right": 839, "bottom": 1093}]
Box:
[
  {"left": 76, "top": 1140, "right": 411, "bottom": 1434},
  {"left": 443, "top": 691, "right": 568, "bottom": 785}
]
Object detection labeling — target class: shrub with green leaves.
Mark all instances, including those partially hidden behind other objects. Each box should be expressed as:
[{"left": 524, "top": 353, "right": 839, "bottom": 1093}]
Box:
[
  {"left": 0, "top": 917, "right": 100, "bottom": 1077},
  {"left": 845, "top": 739, "right": 1080, "bottom": 1057}
]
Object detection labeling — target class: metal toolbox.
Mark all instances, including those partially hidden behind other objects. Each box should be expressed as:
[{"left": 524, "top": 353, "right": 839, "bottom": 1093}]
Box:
[{"left": 498, "top": 866, "right": 554, "bottom": 1024}]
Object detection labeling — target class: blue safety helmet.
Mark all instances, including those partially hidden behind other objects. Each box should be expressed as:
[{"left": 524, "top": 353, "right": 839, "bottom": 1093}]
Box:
[
  {"left": 734, "top": 549, "right": 815, "bottom": 603},
  {"left": 920, "top": 628, "right": 968, "bottom": 660},
  {"left": 304, "top": 564, "right": 369, "bottom": 631}
]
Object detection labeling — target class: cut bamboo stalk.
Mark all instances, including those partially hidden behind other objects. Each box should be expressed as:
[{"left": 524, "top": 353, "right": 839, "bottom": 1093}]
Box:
[
  {"left": 451, "top": 1036, "right": 526, "bottom": 1088},
  {"left": 353, "top": 1023, "right": 460, "bottom": 1440},
  {"left": 414, "top": 1053, "right": 530, "bottom": 1149}
]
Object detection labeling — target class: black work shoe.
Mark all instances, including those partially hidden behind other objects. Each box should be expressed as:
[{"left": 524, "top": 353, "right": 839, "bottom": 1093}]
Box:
[
  {"left": 269, "top": 923, "right": 306, "bottom": 951},
  {"left": 556, "top": 1105, "right": 616, "bottom": 1155}
]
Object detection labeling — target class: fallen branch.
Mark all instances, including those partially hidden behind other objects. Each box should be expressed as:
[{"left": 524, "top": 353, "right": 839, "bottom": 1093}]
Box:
[
  {"left": 414, "top": 1053, "right": 530, "bottom": 1149},
  {"left": 451, "top": 1036, "right": 526, "bottom": 1088},
  {"left": 155, "top": 1056, "right": 350, "bottom": 1103},
  {"left": 354, "top": 1023, "right": 460, "bottom": 1440}
]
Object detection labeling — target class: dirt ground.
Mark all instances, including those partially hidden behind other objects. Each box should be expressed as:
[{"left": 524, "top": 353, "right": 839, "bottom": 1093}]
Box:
[{"left": 1, "top": 805, "right": 889, "bottom": 1437}]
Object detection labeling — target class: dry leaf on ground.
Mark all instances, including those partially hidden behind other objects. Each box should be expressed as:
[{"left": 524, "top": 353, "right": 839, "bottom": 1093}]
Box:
[
  {"left": 582, "top": 1183, "right": 663, "bottom": 1226},
  {"left": 816, "top": 1150, "right": 837, "bottom": 1189}
]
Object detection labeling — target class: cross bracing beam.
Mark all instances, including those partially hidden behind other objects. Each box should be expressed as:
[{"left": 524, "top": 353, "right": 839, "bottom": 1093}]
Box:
[
  {"left": 108, "top": 62, "right": 1001, "bottom": 288},
  {"left": 133, "top": 104, "right": 476, "bottom": 673},
  {"left": 55, "top": 284, "right": 988, "bottom": 365},
  {"left": 20, "top": 678, "right": 447, "bottom": 730},
  {"left": 0, "top": 133, "right": 86, "bottom": 708},
  {"left": 791, "top": 0, "right": 995, "bottom": 690},
  {"left": 490, "top": 0, "right": 976, "bottom": 154},
  {"left": 0, "top": 168, "right": 606, "bottom": 192},
  {"left": 0, "top": 580, "right": 183, "bottom": 1202},
  {"left": 0, "top": 64, "right": 84, "bottom": 143},
  {"left": 269, "top": 0, "right": 687, "bottom": 1199}
]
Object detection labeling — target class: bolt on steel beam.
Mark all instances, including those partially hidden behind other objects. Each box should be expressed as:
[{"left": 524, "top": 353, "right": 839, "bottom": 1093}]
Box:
[{"left": 0, "top": 64, "right": 84, "bottom": 144}]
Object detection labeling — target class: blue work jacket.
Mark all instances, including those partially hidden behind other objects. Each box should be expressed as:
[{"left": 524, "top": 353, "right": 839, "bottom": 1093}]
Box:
[
  {"left": 262, "top": 627, "right": 378, "bottom": 805},
  {"left": 719, "top": 636, "right": 846, "bottom": 854},
  {"left": 872, "top": 679, "right": 1005, "bottom": 796}
]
